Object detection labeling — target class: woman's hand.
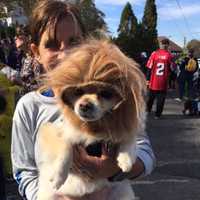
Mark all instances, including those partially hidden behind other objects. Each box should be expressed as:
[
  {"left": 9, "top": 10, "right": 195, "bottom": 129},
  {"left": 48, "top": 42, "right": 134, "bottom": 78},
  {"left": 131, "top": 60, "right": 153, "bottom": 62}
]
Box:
[
  {"left": 55, "top": 144, "right": 145, "bottom": 199},
  {"left": 55, "top": 144, "right": 119, "bottom": 200},
  {"left": 72, "top": 144, "right": 120, "bottom": 180}
]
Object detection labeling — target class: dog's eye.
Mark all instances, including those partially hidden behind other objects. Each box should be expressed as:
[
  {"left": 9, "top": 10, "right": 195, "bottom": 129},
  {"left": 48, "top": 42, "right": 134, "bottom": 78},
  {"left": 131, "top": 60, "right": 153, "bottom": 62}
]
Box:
[
  {"left": 74, "top": 88, "right": 84, "bottom": 96},
  {"left": 99, "top": 90, "right": 113, "bottom": 99}
]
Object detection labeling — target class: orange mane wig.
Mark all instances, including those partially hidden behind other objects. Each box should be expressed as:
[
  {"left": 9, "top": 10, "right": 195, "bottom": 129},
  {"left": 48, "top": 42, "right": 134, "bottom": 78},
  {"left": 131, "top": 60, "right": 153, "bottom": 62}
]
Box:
[{"left": 45, "top": 39, "right": 146, "bottom": 142}]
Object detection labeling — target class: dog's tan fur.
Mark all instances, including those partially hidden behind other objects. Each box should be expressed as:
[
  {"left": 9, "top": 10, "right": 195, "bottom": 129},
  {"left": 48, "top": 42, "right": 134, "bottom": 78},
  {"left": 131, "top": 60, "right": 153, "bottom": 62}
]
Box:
[
  {"left": 46, "top": 39, "right": 146, "bottom": 141},
  {"left": 37, "top": 39, "right": 146, "bottom": 200}
]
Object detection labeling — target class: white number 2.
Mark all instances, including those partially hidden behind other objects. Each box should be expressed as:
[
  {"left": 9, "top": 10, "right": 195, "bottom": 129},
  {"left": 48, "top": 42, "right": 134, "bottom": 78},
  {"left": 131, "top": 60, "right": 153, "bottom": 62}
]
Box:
[{"left": 156, "top": 63, "right": 164, "bottom": 76}]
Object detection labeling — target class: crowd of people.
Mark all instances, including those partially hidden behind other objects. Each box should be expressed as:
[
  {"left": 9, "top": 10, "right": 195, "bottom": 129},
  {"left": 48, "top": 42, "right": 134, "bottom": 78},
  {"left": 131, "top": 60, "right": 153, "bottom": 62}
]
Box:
[
  {"left": 0, "top": 0, "right": 199, "bottom": 199},
  {"left": 0, "top": 25, "right": 42, "bottom": 95},
  {"left": 145, "top": 39, "right": 200, "bottom": 118}
]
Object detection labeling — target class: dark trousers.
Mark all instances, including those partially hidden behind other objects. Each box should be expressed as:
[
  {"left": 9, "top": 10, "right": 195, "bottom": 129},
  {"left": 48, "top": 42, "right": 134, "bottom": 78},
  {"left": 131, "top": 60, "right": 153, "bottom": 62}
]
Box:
[
  {"left": 0, "top": 156, "right": 6, "bottom": 199},
  {"left": 169, "top": 72, "right": 176, "bottom": 89},
  {"left": 147, "top": 89, "right": 167, "bottom": 117},
  {"left": 178, "top": 76, "right": 194, "bottom": 99},
  {"left": 178, "top": 77, "right": 185, "bottom": 99}
]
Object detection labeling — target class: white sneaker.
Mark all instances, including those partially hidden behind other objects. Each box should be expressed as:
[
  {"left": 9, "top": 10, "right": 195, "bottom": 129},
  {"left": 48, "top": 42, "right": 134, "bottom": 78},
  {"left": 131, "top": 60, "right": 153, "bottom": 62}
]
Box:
[
  {"left": 183, "top": 96, "right": 188, "bottom": 100},
  {"left": 174, "top": 98, "right": 182, "bottom": 102},
  {"left": 154, "top": 116, "right": 160, "bottom": 119}
]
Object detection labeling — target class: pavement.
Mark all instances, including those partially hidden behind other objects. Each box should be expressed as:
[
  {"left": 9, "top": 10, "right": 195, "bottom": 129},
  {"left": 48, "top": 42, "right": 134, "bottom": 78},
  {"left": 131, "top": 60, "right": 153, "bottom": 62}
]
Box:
[
  {"left": 133, "top": 91, "right": 200, "bottom": 200},
  {"left": 6, "top": 90, "right": 200, "bottom": 200}
]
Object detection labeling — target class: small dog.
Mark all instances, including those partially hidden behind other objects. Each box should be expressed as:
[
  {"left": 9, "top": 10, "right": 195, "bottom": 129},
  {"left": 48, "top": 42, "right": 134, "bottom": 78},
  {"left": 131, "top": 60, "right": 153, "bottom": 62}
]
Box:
[{"left": 37, "top": 40, "right": 146, "bottom": 200}]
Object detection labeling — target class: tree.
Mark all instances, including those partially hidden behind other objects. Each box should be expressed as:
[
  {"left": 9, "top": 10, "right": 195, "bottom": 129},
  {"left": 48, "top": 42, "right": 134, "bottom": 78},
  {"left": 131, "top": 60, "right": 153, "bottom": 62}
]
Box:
[
  {"left": 142, "top": 0, "right": 158, "bottom": 55},
  {"left": 116, "top": 2, "right": 139, "bottom": 58},
  {"left": 79, "top": 0, "right": 108, "bottom": 36},
  {"left": 1, "top": 0, "right": 37, "bottom": 18},
  {"left": 0, "top": 4, "right": 7, "bottom": 19},
  {"left": 118, "top": 2, "right": 138, "bottom": 36},
  {"left": 187, "top": 39, "right": 200, "bottom": 58},
  {"left": 16, "top": 0, "right": 37, "bottom": 17}
]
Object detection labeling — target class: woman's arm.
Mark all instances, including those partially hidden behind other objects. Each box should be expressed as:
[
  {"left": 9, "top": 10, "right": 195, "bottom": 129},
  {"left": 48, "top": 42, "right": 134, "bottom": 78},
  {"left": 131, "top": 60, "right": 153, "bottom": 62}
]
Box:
[{"left": 11, "top": 96, "right": 38, "bottom": 200}]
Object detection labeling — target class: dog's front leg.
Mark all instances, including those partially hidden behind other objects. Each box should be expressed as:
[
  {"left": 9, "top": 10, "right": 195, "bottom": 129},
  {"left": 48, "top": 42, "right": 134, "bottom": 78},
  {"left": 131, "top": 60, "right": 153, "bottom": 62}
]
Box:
[
  {"left": 49, "top": 142, "right": 73, "bottom": 190},
  {"left": 38, "top": 146, "right": 73, "bottom": 200},
  {"left": 117, "top": 137, "right": 137, "bottom": 173},
  {"left": 37, "top": 123, "right": 73, "bottom": 200}
]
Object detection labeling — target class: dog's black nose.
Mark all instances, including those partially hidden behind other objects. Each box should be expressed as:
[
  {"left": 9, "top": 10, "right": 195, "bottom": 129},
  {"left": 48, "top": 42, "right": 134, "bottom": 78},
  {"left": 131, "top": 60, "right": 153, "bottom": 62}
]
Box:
[{"left": 79, "top": 102, "right": 94, "bottom": 113}]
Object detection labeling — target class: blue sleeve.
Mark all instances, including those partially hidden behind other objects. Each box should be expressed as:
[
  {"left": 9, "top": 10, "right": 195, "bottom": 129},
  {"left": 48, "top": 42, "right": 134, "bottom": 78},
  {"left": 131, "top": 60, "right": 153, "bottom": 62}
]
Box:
[{"left": 136, "top": 131, "right": 156, "bottom": 176}]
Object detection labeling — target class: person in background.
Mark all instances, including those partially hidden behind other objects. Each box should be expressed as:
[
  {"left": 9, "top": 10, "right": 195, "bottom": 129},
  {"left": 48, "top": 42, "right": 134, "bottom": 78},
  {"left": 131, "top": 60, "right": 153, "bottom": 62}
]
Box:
[
  {"left": 7, "top": 28, "right": 27, "bottom": 72},
  {"left": 2, "top": 39, "right": 13, "bottom": 64},
  {"left": 20, "top": 51, "right": 43, "bottom": 94},
  {"left": 0, "top": 41, "right": 6, "bottom": 64},
  {"left": 20, "top": 29, "right": 43, "bottom": 95},
  {"left": 138, "top": 52, "right": 148, "bottom": 75},
  {"left": 168, "top": 59, "right": 177, "bottom": 90},
  {"left": 146, "top": 38, "right": 173, "bottom": 119},
  {"left": 176, "top": 50, "right": 198, "bottom": 101},
  {"left": 11, "top": 1, "right": 155, "bottom": 200}
]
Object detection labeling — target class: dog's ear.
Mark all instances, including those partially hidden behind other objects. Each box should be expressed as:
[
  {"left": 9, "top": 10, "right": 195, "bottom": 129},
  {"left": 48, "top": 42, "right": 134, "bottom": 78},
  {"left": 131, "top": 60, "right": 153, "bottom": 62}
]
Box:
[
  {"left": 61, "top": 86, "right": 84, "bottom": 107},
  {"left": 130, "top": 85, "right": 146, "bottom": 132},
  {"left": 110, "top": 89, "right": 125, "bottom": 111}
]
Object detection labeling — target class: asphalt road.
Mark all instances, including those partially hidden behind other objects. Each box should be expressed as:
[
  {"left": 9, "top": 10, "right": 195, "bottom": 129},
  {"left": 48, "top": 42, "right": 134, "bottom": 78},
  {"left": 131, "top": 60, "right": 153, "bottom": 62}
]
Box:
[
  {"left": 6, "top": 92, "right": 200, "bottom": 200},
  {"left": 133, "top": 95, "right": 200, "bottom": 200}
]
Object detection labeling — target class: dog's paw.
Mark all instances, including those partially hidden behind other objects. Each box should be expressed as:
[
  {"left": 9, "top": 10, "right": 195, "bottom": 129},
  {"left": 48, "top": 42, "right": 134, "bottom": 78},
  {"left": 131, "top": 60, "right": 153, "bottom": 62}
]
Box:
[
  {"left": 49, "top": 172, "right": 67, "bottom": 190},
  {"left": 117, "top": 153, "right": 134, "bottom": 172},
  {"left": 49, "top": 160, "right": 70, "bottom": 190}
]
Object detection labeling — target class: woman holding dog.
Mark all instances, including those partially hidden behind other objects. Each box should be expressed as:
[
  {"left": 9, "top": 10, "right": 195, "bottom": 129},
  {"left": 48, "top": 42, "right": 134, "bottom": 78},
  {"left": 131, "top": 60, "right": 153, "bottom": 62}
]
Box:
[{"left": 11, "top": 1, "right": 155, "bottom": 200}]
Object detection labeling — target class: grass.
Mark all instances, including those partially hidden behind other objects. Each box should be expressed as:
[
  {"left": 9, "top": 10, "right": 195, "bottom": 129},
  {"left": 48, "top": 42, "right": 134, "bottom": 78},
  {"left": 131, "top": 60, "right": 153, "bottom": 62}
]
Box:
[{"left": 0, "top": 74, "right": 21, "bottom": 175}]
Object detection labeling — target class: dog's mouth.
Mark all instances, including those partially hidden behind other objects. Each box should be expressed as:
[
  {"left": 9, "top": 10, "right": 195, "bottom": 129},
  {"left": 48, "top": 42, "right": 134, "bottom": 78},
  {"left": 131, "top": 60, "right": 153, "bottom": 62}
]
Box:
[
  {"left": 78, "top": 112, "right": 97, "bottom": 121},
  {"left": 85, "top": 141, "right": 103, "bottom": 157},
  {"left": 85, "top": 141, "right": 118, "bottom": 157}
]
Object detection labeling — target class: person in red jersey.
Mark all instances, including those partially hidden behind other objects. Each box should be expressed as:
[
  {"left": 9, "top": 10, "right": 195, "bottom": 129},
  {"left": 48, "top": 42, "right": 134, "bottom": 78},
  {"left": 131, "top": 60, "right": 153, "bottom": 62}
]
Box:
[{"left": 146, "top": 38, "right": 173, "bottom": 119}]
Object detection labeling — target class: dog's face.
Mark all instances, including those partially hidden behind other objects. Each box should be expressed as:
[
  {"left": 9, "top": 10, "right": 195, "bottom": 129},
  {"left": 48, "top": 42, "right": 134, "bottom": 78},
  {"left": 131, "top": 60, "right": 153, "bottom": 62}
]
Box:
[
  {"left": 61, "top": 82, "right": 124, "bottom": 122},
  {"left": 45, "top": 40, "right": 147, "bottom": 138}
]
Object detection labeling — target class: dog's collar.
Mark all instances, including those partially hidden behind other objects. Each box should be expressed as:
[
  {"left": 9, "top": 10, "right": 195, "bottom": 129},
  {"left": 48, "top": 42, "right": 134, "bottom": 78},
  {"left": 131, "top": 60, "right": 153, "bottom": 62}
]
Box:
[{"left": 41, "top": 88, "right": 54, "bottom": 97}]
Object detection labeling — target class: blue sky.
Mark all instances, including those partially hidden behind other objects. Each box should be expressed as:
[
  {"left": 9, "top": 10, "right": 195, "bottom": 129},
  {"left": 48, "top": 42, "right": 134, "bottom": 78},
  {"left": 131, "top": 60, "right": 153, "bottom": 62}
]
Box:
[{"left": 95, "top": 0, "right": 200, "bottom": 47}]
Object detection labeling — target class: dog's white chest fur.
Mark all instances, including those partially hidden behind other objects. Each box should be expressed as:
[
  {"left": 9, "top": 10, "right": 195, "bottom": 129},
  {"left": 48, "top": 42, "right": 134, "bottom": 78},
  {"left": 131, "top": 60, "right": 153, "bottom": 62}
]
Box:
[{"left": 37, "top": 118, "right": 137, "bottom": 200}]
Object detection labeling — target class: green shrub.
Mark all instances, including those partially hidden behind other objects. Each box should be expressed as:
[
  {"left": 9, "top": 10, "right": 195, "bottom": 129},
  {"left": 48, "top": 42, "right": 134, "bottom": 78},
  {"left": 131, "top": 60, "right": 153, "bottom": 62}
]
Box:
[{"left": 0, "top": 74, "right": 20, "bottom": 175}]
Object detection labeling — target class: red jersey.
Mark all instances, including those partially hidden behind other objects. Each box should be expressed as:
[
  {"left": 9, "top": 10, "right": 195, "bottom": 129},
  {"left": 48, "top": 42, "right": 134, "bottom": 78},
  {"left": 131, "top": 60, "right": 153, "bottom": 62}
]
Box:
[{"left": 146, "top": 49, "right": 172, "bottom": 91}]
